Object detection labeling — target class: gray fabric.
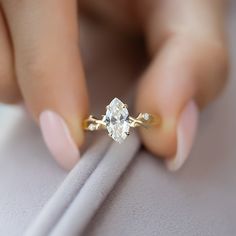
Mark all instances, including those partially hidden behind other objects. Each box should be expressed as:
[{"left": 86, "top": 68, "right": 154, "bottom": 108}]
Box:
[
  {"left": 0, "top": 107, "right": 66, "bottom": 236},
  {"left": 51, "top": 132, "right": 140, "bottom": 236},
  {"left": 25, "top": 133, "right": 140, "bottom": 236},
  {"left": 25, "top": 136, "right": 111, "bottom": 236},
  {"left": 86, "top": 148, "right": 236, "bottom": 236}
]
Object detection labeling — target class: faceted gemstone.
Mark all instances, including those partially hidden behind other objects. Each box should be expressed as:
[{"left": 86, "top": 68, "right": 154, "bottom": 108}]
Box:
[
  {"left": 103, "top": 98, "right": 130, "bottom": 143},
  {"left": 142, "top": 113, "right": 149, "bottom": 120}
]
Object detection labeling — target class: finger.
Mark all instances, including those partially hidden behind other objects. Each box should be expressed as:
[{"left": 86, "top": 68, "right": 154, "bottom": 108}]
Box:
[
  {"left": 136, "top": 0, "right": 228, "bottom": 171},
  {"left": 2, "top": 0, "right": 88, "bottom": 170},
  {"left": 0, "top": 8, "right": 21, "bottom": 103}
]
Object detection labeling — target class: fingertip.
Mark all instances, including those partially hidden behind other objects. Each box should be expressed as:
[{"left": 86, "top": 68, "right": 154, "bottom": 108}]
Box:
[
  {"left": 39, "top": 110, "right": 80, "bottom": 170},
  {"left": 138, "top": 99, "right": 199, "bottom": 171},
  {"left": 166, "top": 100, "right": 199, "bottom": 171}
]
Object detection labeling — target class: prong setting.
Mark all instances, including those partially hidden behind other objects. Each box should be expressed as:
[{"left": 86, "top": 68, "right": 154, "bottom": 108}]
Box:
[{"left": 83, "top": 98, "right": 161, "bottom": 143}]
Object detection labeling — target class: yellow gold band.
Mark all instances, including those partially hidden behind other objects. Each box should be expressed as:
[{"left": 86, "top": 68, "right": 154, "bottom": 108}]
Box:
[{"left": 83, "top": 97, "right": 160, "bottom": 143}]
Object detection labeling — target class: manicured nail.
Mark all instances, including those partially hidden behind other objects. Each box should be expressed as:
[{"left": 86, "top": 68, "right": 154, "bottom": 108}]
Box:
[
  {"left": 166, "top": 100, "right": 199, "bottom": 171},
  {"left": 39, "top": 110, "right": 80, "bottom": 170}
]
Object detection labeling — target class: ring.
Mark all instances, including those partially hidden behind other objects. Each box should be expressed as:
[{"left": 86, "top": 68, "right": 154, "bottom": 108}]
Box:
[{"left": 83, "top": 98, "right": 161, "bottom": 143}]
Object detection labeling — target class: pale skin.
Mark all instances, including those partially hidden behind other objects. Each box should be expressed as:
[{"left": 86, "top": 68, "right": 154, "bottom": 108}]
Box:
[{"left": 0, "top": 0, "right": 228, "bottom": 169}]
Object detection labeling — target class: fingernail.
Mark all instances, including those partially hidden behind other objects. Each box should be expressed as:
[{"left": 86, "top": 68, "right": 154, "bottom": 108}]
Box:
[
  {"left": 166, "top": 100, "right": 199, "bottom": 171},
  {"left": 39, "top": 110, "right": 80, "bottom": 170}
]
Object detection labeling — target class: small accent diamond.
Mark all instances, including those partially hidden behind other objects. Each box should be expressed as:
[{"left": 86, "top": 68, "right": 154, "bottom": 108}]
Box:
[
  {"left": 88, "top": 123, "right": 96, "bottom": 131},
  {"left": 143, "top": 113, "right": 150, "bottom": 120}
]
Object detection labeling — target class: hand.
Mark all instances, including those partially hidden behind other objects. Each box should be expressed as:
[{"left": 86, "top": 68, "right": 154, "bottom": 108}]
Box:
[{"left": 0, "top": 0, "right": 228, "bottom": 170}]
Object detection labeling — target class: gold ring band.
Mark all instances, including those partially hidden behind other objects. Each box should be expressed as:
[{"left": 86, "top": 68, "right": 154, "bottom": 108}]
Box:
[{"left": 83, "top": 98, "right": 161, "bottom": 143}]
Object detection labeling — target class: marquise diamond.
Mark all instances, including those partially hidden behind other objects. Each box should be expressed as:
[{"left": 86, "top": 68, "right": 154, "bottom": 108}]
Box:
[{"left": 103, "top": 98, "right": 130, "bottom": 143}]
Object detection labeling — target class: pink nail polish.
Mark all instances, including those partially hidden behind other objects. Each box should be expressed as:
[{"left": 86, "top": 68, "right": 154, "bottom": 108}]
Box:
[
  {"left": 166, "top": 100, "right": 199, "bottom": 171},
  {"left": 39, "top": 111, "right": 80, "bottom": 170}
]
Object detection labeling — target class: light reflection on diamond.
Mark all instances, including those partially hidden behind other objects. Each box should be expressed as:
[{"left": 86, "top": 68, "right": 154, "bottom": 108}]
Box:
[{"left": 103, "top": 98, "right": 130, "bottom": 143}]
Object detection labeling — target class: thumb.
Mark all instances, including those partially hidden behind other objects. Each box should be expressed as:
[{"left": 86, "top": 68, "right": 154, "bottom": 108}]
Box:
[
  {"left": 136, "top": 36, "right": 227, "bottom": 171},
  {"left": 135, "top": 0, "right": 228, "bottom": 171}
]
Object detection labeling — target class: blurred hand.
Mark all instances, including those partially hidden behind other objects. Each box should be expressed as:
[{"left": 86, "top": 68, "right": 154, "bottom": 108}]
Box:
[{"left": 0, "top": 0, "right": 228, "bottom": 170}]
